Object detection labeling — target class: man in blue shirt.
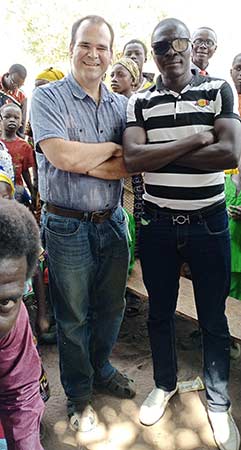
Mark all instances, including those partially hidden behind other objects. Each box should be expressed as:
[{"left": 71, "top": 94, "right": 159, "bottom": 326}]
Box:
[{"left": 31, "top": 15, "right": 135, "bottom": 433}]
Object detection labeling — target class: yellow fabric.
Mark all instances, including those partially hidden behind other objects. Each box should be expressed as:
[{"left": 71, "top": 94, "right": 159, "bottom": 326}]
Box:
[
  {"left": 224, "top": 168, "right": 239, "bottom": 175},
  {"left": 0, "top": 172, "right": 14, "bottom": 194},
  {"left": 113, "top": 57, "right": 140, "bottom": 86},
  {"left": 35, "top": 67, "right": 64, "bottom": 82}
]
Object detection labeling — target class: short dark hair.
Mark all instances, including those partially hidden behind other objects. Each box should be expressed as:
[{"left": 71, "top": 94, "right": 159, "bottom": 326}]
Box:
[
  {"left": 232, "top": 53, "right": 241, "bottom": 66},
  {"left": 192, "top": 27, "right": 217, "bottom": 43},
  {"left": 0, "top": 103, "right": 22, "bottom": 116},
  {"left": 70, "top": 15, "right": 114, "bottom": 49},
  {"left": 0, "top": 200, "right": 40, "bottom": 279},
  {"left": 123, "top": 39, "right": 148, "bottom": 58},
  {"left": 8, "top": 64, "right": 27, "bottom": 79},
  {"left": 152, "top": 18, "right": 190, "bottom": 42}
]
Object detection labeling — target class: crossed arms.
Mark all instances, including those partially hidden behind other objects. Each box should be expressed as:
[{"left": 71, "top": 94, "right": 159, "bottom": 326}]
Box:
[
  {"left": 123, "top": 117, "right": 241, "bottom": 173},
  {"left": 39, "top": 138, "right": 130, "bottom": 180}
]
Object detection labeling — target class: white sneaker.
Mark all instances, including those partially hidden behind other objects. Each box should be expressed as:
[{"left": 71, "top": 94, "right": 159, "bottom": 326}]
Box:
[
  {"left": 208, "top": 409, "right": 240, "bottom": 450},
  {"left": 69, "top": 405, "right": 98, "bottom": 432},
  {"left": 139, "top": 386, "right": 178, "bottom": 426}
]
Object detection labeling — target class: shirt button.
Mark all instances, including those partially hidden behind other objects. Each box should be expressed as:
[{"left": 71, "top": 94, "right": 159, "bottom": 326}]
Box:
[
  {"left": 79, "top": 129, "right": 83, "bottom": 132},
  {"left": 109, "top": 184, "right": 111, "bottom": 187},
  {"left": 106, "top": 203, "right": 109, "bottom": 207},
  {"left": 100, "top": 130, "right": 103, "bottom": 133}
]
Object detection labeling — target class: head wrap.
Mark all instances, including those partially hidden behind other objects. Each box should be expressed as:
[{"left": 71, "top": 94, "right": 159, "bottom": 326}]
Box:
[
  {"left": 35, "top": 67, "right": 65, "bottom": 82},
  {"left": 113, "top": 57, "right": 140, "bottom": 86},
  {"left": 0, "top": 170, "right": 14, "bottom": 195}
]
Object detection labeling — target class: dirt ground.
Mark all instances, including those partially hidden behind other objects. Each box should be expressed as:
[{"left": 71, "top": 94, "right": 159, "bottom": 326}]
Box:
[{"left": 40, "top": 299, "right": 241, "bottom": 450}]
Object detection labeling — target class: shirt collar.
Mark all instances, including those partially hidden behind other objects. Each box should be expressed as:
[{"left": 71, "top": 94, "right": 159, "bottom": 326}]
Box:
[
  {"left": 155, "top": 69, "right": 205, "bottom": 93},
  {"left": 66, "top": 72, "right": 112, "bottom": 102}
]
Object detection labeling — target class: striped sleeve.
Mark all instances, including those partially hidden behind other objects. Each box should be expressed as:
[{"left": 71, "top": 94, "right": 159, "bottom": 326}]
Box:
[
  {"left": 126, "top": 93, "right": 145, "bottom": 128},
  {"left": 215, "top": 80, "right": 240, "bottom": 120}
]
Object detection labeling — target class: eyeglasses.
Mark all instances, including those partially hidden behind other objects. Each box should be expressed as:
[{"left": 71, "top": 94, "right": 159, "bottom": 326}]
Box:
[
  {"left": 192, "top": 38, "right": 215, "bottom": 48},
  {"left": 152, "top": 38, "right": 190, "bottom": 56}
]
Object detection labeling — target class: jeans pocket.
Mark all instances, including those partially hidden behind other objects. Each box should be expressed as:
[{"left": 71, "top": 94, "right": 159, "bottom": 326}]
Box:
[
  {"left": 112, "top": 207, "right": 126, "bottom": 225},
  {"left": 203, "top": 210, "right": 229, "bottom": 236},
  {"left": 45, "top": 214, "right": 81, "bottom": 237}
]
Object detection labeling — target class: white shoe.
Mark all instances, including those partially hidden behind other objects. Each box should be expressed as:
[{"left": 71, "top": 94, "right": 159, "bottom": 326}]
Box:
[
  {"left": 139, "top": 386, "right": 178, "bottom": 426},
  {"left": 208, "top": 409, "right": 240, "bottom": 450},
  {"left": 69, "top": 405, "right": 98, "bottom": 432}
]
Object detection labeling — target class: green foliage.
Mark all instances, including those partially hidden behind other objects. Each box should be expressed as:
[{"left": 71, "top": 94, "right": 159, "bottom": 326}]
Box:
[{"left": 3, "top": 0, "right": 167, "bottom": 65}]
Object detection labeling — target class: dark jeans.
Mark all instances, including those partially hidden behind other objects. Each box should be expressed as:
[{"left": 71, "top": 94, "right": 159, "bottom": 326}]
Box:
[
  {"left": 140, "top": 202, "right": 231, "bottom": 412},
  {"left": 42, "top": 206, "right": 129, "bottom": 406}
]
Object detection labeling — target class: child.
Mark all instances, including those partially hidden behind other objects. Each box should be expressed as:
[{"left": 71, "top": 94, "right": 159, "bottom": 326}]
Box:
[
  {"left": 110, "top": 57, "right": 139, "bottom": 98},
  {"left": 0, "top": 200, "right": 44, "bottom": 450},
  {"left": 0, "top": 103, "right": 36, "bottom": 200},
  {"left": 0, "top": 64, "right": 27, "bottom": 137}
]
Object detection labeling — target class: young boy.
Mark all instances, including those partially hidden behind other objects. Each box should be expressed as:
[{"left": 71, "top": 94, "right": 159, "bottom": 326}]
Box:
[
  {"left": 0, "top": 103, "right": 36, "bottom": 200},
  {"left": 0, "top": 64, "right": 27, "bottom": 137},
  {"left": 0, "top": 199, "right": 44, "bottom": 450}
]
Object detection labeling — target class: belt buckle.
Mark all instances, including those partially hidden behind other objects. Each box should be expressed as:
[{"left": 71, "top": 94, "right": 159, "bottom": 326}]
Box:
[
  {"left": 172, "top": 214, "right": 190, "bottom": 225},
  {"left": 90, "top": 210, "right": 109, "bottom": 223}
]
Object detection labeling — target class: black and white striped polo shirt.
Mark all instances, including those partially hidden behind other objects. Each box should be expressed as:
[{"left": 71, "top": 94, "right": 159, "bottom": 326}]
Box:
[{"left": 126, "top": 73, "right": 239, "bottom": 210}]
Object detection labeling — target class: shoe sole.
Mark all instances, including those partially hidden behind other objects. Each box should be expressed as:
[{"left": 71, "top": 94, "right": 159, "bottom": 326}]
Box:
[{"left": 139, "top": 386, "right": 178, "bottom": 426}]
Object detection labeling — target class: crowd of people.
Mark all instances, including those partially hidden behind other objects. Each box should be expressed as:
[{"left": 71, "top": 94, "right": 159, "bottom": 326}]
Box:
[{"left": 0, "top": 13, "right": 241, "bottom": 450}]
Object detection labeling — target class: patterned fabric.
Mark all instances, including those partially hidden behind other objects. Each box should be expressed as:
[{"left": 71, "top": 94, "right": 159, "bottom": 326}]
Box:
[
  {"left": 113, "top": 57, "right": 139, "bottom": 86},
  {"left": 127, "top": 73, "right": 239, "bottom": 210},
  {"left": 0, "top": 140, "right": 14, "bottom": 182}
]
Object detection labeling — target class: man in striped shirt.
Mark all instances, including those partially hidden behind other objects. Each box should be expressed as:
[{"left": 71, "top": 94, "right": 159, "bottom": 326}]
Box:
[{"left": 124, "top": 17, "right": 241, "bottom": 450}]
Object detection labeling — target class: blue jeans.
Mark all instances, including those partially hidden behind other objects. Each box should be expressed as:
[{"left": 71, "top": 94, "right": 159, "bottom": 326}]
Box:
[
  {"left": 42, "top": 206, "right": 129, "bottom": 406},
  {"left": 140, "top": 202, "right": 231, "bottom": 412}
]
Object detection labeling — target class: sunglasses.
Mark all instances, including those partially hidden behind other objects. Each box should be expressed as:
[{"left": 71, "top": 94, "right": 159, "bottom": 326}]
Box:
[
  {"left": 152, "top": 38, "right": 191, "bottom": 56},
  {"left": 192, "top": 38, "right": 215, "bottom": 48}
]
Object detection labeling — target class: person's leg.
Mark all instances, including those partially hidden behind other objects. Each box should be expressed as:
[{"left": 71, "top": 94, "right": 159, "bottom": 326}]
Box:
[
  {"left": 187, "top": 208, "right": 231, "bottom": 412},
  {"left": 1, "top": 400, "right": 44, "bottom": 450},
  {"left": 91, "top": 207, "right": 129, "bottom": 383},
  {"left": 43, "top": 213, "right": 96, "bottom": 408},
  {"left": 139, "top": 212, "right": 182, "bottom": 391}
]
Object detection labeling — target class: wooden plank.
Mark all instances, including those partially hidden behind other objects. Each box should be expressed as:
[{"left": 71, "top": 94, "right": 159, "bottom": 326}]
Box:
[{"left": 127, "top": 259, "right": 241, "bottom": 341}]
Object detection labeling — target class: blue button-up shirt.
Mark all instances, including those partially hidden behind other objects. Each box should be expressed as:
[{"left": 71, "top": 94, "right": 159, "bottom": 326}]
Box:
[{"left": 31, "top": 73, "right": 127, "bottom": 211}]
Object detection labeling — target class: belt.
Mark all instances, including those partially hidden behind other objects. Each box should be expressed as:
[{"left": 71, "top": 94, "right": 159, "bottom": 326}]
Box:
[
  {"left": 144, "top": 200, "right": 226, "bottom": 225},
  {"left": 45, "top": 203, "right": 115, "bottom": 224}
]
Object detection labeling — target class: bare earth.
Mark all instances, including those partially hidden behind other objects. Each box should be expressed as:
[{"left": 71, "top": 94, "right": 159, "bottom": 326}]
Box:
[{"left": 40, "top": 300, "right": 241, "bottom": 450}]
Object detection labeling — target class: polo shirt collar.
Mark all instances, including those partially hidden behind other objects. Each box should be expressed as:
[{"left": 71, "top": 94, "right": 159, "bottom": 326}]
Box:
[
  {"left": 155, "top": 69, "right": 204, "bottom": 93},
  {"left": 67, "top": 72, "right": 112, "bottom": 102}
]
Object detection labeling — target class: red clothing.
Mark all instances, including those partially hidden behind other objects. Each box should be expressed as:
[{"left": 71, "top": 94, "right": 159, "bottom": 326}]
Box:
[
  {"left": 1, "top": 138, "right": 35, "bottom": 185},
  {"left": 0, "top": 77, "right": 26, "bottom": 108},
  {"left": 0, "top": 302, "right": 44, "bottom": 449}
]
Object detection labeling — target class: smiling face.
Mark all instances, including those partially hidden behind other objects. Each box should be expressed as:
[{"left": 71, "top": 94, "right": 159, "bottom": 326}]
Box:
[
  {"left": 192, "top": 28, "right": 217, "bottom": 70},
  {"left": 0, "top": 257, "right": 27, "bottom": 338},
  {"left": 110, "top": 63, "right": 134, "bottom": 97},
  {"left": 151, "top": 20, "right": 191, "bottom": 84},
  {"left": 69, "top": 19, "right": 113, "bottom": 86}
]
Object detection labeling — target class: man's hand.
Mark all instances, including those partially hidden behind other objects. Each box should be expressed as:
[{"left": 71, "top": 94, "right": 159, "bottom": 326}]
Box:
[
  {"left": 112, "top": 143, "right": 123, "bottom": 157},
  {"left": 228, "top": 205, "right": 241, "bottom": 220}
]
